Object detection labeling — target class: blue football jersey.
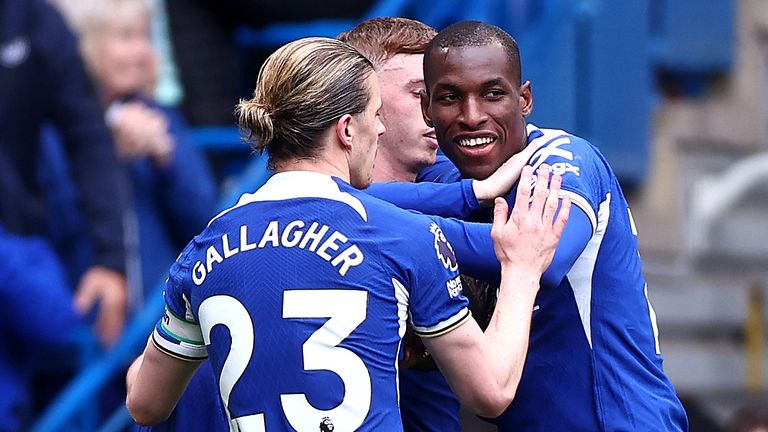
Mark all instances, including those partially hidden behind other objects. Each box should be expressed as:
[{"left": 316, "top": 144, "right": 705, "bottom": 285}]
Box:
[
  {"left": 408, "top": 124, "right": 687, "bottom": 431},
  {"left": 494, "top": 125, "right": 687, "bottom": 431},
  {"left": 152, "top": 171, "right": 471, "bottom": 432}
]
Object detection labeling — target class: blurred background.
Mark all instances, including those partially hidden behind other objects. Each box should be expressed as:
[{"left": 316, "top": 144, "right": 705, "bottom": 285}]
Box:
[{"left": 1, "top": 0, "right": 767, "bottom": 430}]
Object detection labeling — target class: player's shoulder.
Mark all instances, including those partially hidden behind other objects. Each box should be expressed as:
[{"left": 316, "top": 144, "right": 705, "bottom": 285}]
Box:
[
  {"left": 165, "top": 237, "right": 199, "bottom": 288},
  {"left": 360, "top": 187, "right": 440, "bottom": 234},
  {"left": 528, "top": 124, "right": 598, "bottom": 157},
  {"left": 527, "top": 124, "right": 610, "bottom": 178}
]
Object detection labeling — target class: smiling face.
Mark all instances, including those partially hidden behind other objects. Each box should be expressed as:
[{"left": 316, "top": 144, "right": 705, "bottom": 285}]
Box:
[
  {"left": 422, "top": 43, "right": 532, "bottom": 180},
  {"left": 375, "top": 53, "right": 438, "bottom": 181}
]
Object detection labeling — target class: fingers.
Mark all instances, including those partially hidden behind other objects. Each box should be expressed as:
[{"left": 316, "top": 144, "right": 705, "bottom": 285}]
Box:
[
  {"left": 97, "top": 299, "right": 126, "bottom": 346},
  {"left": 492, "top": 197, "right": 510, "bottom": 227},
  {"left": 552, "top": 195, "right": 571, "bottom": 237},
  {"left": 74, "top": 281, "right": 97, "bottom": 314},
  {"left": 512, "top": 165, "right": 535, "bottom": 217},
  {"left": 541, "top": 172, "right": 563, "bottom": 225},
  {"left": 75, "top": 267, "right": 128, "bottom": 346},
  {"left": 528, "top": 164, "right": 551, "bottom": 216}
]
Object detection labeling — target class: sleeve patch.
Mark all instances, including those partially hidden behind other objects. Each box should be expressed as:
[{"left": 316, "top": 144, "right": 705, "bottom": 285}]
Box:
[{"left": 429, "top": 222, "right": 459, "bottom": 272}]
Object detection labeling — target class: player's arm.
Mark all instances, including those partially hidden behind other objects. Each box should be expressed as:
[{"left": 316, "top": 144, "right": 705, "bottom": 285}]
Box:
[
  {"left": 126, "top": 341, "right": 202, "bottom": 425},
  {"left": 365, "top": 180, "right": 481, "bottom": 218},
  {"left": 540, "top": 204, "right": 592, "bottom": 286},
  {"left": 525, "top": 137, "right": 600, "bottom": 287},
  {"left": 434, "top": 198, "right": 591, "bottom": 284},
  {"left": 127, "top": 277, "right": 209, "bottom": 425},
  {"left": 365, "top": 140, "right": 544, "bottom": 218},
  {"left": 423, "top": 165, "right": 570, "bottom": 417}
]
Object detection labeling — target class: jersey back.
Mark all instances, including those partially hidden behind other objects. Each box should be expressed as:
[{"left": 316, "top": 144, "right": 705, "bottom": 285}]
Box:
[{"left": 153, "top": 171, "right": 470, "bottom": 432}]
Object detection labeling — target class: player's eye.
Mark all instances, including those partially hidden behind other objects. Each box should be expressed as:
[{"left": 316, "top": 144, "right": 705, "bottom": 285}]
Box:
[
  {"left": 437, "top": 93, "right": 458, "bottom": 103},
  {"left": 484, "top": 89, "right": 505, "bottom": 99}
]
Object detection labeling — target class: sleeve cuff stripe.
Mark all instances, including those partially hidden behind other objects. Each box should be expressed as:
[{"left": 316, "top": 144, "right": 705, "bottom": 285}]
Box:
[
  {"left": 560, "top": 190, "right": 596, "bottom": 233},
  {"left": 413, "top": 308, "right": 471, "bottom": 338},
  {"left": 152, "top": 329, "right": 208, "bottom": 360},
  {"left": 151, "top": 335, "right": 207, "bottom": 362},
  {"left": 163, "top": 307, "right": 205, "bottom": 343},
  {"left": 160, "top": 321, "right": 203, "bottom": 345}
]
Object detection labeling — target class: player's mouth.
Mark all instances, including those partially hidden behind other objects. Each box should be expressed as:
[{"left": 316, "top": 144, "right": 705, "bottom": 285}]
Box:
[
  {"left": 453, "top": 134, "right": 498, "bottom": 156},
  {"left": 424, "top": 132, "right": 439, "bottom": 149}
]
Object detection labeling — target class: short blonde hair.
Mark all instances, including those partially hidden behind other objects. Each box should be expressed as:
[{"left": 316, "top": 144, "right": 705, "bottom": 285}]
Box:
[
  {"left": 236, "top": 37, "right": 374, "bottom": 169},
  {"left": 338, "top": 17, "right": 437, "bottom": 69}
]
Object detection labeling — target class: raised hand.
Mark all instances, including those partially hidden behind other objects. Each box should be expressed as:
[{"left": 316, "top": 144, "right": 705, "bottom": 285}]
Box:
[{"left": 491, "top": 164, "right": 570, "bottom": 276}]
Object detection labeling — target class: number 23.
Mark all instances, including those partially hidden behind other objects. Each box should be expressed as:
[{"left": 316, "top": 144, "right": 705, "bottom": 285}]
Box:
[{"left": 199, "top": 290, "right": 371, "bottom": 431}]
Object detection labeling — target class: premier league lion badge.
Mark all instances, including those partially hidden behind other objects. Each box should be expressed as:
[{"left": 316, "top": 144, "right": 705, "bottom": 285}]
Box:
[
  {"left": 429, "top": 223, "right": 459, "bottom": 272},
  {"left": 319, "top": 416, "right": 334, "bottom": 431}
]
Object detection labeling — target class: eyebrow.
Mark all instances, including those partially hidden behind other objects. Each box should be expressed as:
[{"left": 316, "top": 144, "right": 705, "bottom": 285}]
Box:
[
  {"left": 434, "top": 82, "right": 459, "bottom": 92},
  {"left": 482, "top": 78, "right": 504, "bottom": 87}
]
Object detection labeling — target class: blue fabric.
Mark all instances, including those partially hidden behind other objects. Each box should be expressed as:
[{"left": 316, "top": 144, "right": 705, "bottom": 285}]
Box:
[
  {"left": 41, "top": 97, "right": 217, "bottom": 296},
  {"left": 122, "top": 99, "right": 217, "bottom": 293},
  {"left": 399, "top": 369, "right": 461, "bottom": 432},
  {"left": 0, "top": 0, "right": 128, "bottom": 273},
  {"left": 0, "top": 226, "right": 79, "bottom": 431},
  {"left": 394, "top": 125, "right": 686, "bottom": 431},
  {"left": 135, "top": 361, "right": 227, "bottom": 432},
  {"left": 365, "top": 179, "right": 480, "bottom": 219},
  {"left": 157, "top": 172, "right": 469, "bottom": 430}
]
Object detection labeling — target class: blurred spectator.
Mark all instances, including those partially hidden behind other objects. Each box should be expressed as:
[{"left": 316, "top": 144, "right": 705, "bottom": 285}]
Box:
[
  {"left": 0, "top": 0, "right": 129, "bottom": 346},
  {"left": 727, "top": 404, "right": 768, "bottom": 432},
  {"left": 53, "top": 0, "right": 218, "bottom": 296},
  {"left": 0, "top": 225, "right": 80, "bottom": 431}
]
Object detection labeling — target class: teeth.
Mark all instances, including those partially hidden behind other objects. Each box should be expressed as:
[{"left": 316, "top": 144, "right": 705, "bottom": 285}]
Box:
[{"left": 458, "top": 137, "right": 494, "bottom": 147}]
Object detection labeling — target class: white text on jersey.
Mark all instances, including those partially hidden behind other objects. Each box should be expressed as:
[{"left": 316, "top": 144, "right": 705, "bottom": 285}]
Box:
[{"left": 191, "top": 220, "right": 364, "bottom": 285}]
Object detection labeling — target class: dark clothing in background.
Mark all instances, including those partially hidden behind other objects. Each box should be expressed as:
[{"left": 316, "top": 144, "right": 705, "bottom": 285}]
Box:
[
  {"left": 165, "top": 0, "right": 375, "bottom": 125},
  {"left": 0, "top": 0, "right": 128, "bottom": 274}
]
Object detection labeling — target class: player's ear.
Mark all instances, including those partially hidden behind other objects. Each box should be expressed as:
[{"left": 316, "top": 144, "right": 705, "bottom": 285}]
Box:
[
  {"left": 520, "top": 81, "right": 533, "bottom": 117},
  {"left": 420, "top": 90, "right": 433, "bottom": 127},
  {"left": 335, "top": 114, "right": 354, "bottom": 151}
]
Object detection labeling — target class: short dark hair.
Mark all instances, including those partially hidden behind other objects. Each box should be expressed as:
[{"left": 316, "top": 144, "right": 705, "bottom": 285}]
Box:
[
  {"left": 425, "top": 21, "right": 522, "bottom": 85},
  {"left": 338, "top": 17, "right": 437, "bottom": 69}
]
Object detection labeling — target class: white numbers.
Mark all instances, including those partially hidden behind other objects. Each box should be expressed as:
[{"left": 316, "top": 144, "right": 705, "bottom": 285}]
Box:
[
  {"left": 198, "top": 290, "right": 371, "bottom": 432},
  {"left": 199, "top": 296, "right": 264, "bottom": 432},
  {"left": 281, "top": 290, "right": 370, "bottom": 431}
]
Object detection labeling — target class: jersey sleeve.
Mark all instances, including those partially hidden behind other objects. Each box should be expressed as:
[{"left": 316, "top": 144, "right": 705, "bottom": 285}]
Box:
[
  {"left": 364, "top": 180, "right": 480, "bottom": 218},
  {"left": 416, "top": 155, "right": 462, "bottom": 184},
  {"left": 527, "top": 134, "right": 605, "bottom": 232},
  {"left": 523, "top": 130, "right": 609, "bottom": 287},
  {"left": 432, "top": 217, "right": 500, "bottom": 283},
  {"left": 395, "top": 217, "right": 471, "bottom": 338},
  {"left": 151, "top": 254, "right": 208, "bottom": 361}
]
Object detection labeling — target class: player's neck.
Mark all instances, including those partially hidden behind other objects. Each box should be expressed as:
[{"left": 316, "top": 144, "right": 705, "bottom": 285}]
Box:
[
  {"left": 275, "top": 157, "right": 351, "bottom": 183},
  {"left": 372, "top": 158, "right": 418, "bottom": 183}
]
